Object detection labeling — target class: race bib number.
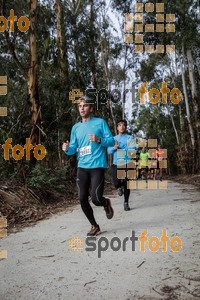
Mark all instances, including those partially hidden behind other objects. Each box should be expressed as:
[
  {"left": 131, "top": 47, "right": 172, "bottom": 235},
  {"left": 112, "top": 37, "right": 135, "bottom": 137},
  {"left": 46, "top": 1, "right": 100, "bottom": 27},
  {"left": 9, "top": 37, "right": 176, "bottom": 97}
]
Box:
[{"left": 79, "top": 145, "right": 92, "bottom": 157}]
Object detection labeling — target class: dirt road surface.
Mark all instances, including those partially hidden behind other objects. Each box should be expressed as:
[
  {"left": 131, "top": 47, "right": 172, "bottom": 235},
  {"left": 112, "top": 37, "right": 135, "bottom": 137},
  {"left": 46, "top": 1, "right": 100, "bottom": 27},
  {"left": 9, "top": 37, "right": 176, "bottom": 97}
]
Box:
[{"left": 0, "top": 180, "right": 200, "bottom": 300}]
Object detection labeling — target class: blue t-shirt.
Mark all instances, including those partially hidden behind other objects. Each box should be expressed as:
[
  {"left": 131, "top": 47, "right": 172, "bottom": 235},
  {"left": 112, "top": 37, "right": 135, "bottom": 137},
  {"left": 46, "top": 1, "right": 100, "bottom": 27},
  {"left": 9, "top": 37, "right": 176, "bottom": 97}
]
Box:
[
  {"left": 108, "top": 133, "right": 137, "bottom": 165},
  {"left": 65, "top": 117, "right": 114, "bottom": 168}
]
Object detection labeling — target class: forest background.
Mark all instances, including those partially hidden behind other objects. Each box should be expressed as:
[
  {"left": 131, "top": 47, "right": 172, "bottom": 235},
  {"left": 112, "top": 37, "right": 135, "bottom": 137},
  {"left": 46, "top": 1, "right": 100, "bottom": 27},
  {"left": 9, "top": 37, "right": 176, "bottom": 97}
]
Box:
[{"left": 0, "top": 0, "right": 199, "bottom": 227}]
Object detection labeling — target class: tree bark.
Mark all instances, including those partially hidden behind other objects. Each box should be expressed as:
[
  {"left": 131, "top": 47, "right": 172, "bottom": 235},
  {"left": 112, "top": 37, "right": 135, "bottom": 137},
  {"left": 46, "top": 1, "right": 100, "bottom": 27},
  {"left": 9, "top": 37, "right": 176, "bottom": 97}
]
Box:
[
  {"left": 28, "top": 0, "right": 40, "bottom": 167},
  {"left": 3, "top": 0, "right": 40, "bottom": 166},
  {"left": 122, "top": 45, "right": 128, "bottom": 119},
  {"left": 89, "top": 0, "right": 97, "bottom": 88},
  {"left": 167, "top": 105, "right": 180, "bottom": 145},
  {"left": 102, "top": 42, "right": 117, "bottom": 135},
  {"left": 55, "top": 0, "right": 69, "bottom": 166},
  {"left": 55, "top": 0, "right": 69, "bottom": 81},
  {"left": 178, "top": 48, "right": 195, "bottom": 173},
  {"left": 186, "top": 48, "right": 200, "bottom": 170},
  {"left": 169, "top": 63, "right": 180, "bottom": 145}
]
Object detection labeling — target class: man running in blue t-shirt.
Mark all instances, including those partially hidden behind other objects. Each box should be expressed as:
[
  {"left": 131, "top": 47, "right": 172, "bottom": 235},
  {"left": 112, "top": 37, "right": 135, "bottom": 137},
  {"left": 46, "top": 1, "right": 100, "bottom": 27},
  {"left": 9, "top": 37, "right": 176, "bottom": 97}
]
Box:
[
  {"left": 62, "top": 97, "right": 115, "bottom": 236},
  {"left": 108, "top": 120, "right": 136, "bottom": 211}
]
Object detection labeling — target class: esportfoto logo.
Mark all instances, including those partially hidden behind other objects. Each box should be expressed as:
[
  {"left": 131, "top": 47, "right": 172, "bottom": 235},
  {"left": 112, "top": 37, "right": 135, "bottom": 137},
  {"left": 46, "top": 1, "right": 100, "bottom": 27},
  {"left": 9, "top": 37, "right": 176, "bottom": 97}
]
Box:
[{"left": 69, "top": 229, "right": 182, "bottom": 258}]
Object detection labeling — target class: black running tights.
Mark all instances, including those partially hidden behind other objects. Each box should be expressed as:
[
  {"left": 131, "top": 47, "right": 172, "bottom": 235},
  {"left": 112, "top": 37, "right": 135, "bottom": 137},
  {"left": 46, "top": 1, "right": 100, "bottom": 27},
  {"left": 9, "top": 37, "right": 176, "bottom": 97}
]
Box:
[
  {"left": 76, "top": 167, "right": 107, "bottom": 226},
  {"left": 112, "top": 164, "right": 130, "bottom": 203}
]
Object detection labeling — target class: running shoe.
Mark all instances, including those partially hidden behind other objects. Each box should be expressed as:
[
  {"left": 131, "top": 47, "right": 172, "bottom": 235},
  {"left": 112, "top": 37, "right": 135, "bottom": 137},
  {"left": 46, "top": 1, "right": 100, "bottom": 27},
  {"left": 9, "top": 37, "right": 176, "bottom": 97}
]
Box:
[
  {"left": 124, "top": 203, "right": 130, "bottom": 211},
  {"left": 104, "top": 198, "right": 114, "bottom": 219},
  {"left": 87, "top": 225, "right": 101, "bottom": 236},
  {"left": 117, "top": 187, "right": 124, "bottom": 196}
]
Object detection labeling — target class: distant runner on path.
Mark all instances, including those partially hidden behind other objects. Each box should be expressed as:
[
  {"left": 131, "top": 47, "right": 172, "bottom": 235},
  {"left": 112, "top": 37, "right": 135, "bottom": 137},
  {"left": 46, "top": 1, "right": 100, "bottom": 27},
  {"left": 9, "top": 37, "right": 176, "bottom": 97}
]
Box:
[
  {"left": 108, "top": 119, "right": 136, "bottom": 211},
  {"left": 62, "top": 96, "right": 115, "bottom": 236}
]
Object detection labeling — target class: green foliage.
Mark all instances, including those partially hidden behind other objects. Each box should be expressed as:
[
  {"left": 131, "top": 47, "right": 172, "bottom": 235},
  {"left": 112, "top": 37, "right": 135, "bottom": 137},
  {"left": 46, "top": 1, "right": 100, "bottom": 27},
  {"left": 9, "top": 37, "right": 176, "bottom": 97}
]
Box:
[
  {"left": 0, "top": 0, "right": 199, "bottom": 181},
  {"left": 27, "top": 164, "right": 67, "bottom": 190}
]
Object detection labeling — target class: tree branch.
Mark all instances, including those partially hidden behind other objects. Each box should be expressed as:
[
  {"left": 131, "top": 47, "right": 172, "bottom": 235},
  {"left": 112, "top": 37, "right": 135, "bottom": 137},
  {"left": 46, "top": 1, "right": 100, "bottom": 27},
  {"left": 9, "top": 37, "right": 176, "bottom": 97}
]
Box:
[{"left": 2, "top": 0, "right": 28, "bottom": 80}]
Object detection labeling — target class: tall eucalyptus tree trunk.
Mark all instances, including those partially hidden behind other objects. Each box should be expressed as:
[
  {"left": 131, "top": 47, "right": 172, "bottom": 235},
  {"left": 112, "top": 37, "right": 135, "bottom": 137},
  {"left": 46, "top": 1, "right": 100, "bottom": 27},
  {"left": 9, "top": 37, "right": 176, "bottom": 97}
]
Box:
[
  {"left": 186, "top": 49, "right": 200, "bottom": 171},
  {"left": 178, "top": 47, "right": 195, "bottom": 173},
  {"left": 28, "top": 0, "right": 40, "bottom": 156}
]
